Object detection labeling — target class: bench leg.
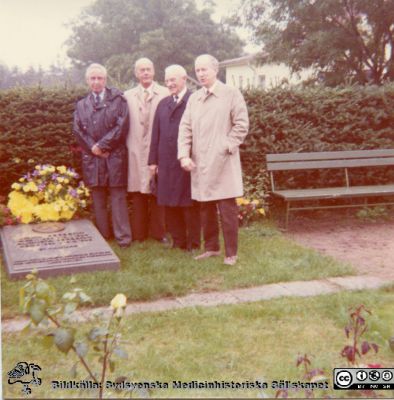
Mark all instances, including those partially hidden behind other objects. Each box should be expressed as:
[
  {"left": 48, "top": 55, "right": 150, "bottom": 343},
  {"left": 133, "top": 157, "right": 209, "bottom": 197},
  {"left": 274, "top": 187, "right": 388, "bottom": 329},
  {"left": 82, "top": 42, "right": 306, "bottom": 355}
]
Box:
[{"left": 285, "top": 201, "right": 290, "bottom": 230}]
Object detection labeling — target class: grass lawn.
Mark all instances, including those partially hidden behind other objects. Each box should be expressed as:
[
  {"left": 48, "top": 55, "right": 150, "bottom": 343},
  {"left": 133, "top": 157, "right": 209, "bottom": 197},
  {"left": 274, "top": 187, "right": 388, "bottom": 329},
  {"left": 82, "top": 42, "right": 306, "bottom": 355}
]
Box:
[
  {"left": 1, "top": 224, "right": 353, "bottom": 318},
  {"left": 1, "top": 223, "right": 353, "bottom": 318},
  {"left": 3, "top": 286, "right": 394, "bottom": 399}
]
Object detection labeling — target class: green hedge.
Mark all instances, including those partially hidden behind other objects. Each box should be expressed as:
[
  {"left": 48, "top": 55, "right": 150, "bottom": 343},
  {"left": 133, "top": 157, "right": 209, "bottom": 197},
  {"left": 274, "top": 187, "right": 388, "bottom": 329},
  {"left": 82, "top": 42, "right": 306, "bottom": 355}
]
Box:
[
  {"left": 0, "top": 86, "right": 85, "bottom": 198},
  {"left": 241, "top": 84, "right": 394, "bottom": 199},
  {"left": 1, "top": 85, "right": 394, "bottom": 199}
]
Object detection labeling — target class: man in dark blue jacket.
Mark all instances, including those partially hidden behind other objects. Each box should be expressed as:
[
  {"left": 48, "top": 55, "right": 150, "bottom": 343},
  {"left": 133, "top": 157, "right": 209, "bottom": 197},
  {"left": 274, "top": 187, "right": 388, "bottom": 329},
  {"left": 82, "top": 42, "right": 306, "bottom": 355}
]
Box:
[
  {"left": 73, "top": 63, "right": 131, "bottom": 247},
  {"left": 148, "top": 65, "right": 200, "bottom": 250}
]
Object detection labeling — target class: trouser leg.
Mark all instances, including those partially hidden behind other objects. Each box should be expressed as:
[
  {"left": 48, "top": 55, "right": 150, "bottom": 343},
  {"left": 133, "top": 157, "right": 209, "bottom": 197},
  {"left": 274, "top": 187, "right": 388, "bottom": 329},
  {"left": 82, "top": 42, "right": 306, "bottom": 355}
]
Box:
[
  {"left": 184, "top": 201, "right": 201, "bottom": 250},
  {"left": 149, "top": 196, "right": 166, "bottom": 240},
  {"left": 166, "top": 206, "right": 187, "bottom": 249},
  {"left": 110, "top": 187, "right": 132, "bottom": 245},
  {"left": 200, "top": 201, "right": 220, "bottom": 252},
  {"left": 217, "top": 198, "right": 239, "bottom": 257},
  {"left": 91, "top": 187, "right": 110, "bottom": 239},
  {"left": 130, "top": 192, "right": 149, "bottom": 241}
]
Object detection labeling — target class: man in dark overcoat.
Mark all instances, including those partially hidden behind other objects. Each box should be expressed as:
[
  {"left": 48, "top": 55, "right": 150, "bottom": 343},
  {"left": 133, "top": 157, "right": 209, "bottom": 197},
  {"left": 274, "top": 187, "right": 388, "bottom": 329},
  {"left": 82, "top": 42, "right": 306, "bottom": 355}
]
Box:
[
  {"left": 148, "top": 64, "right": 200, "bottom": 250},
  {"left": 73, "top": 63, "right": 131, "bottom": 247}
]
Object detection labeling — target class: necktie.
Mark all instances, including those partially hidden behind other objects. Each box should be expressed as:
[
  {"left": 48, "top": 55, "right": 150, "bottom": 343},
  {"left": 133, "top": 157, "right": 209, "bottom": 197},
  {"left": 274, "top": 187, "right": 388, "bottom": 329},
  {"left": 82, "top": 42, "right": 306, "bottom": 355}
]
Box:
[
  {"left": 173, "top": 95, "right": 179, "bottom": 103},
  {"left": 95, "top": 94, "right": 100, "bottom": 107},
  {"left": 144, "top": 89, "right": 149, "bottom": 103}
]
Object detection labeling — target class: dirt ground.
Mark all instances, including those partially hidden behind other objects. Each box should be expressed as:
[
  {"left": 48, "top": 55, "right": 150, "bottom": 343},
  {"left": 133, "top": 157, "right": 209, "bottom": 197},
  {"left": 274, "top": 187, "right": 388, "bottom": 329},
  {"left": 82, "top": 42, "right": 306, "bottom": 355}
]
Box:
[{"left": 284, "top": 210, "right": 394, "bottom": 280}]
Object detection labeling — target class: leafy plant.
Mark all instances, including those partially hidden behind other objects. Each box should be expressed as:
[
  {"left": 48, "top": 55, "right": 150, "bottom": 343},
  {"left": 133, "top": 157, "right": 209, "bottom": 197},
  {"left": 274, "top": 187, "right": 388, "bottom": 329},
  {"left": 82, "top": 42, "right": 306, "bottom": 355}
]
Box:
[
  {"left": 341, "top": 305, "right": 379, "bottom": 366},
  {"left": 275, "top": 354, "right": 327, "bottom": 399},
  {"left": 19, "top": 271, "right": 130, "bottom": 399},
  {"left": 274, "top": 304, "right": 383, "bottom": 398},
  {"left": 356, "top": 206, "right": 389, "bottom": 222}
]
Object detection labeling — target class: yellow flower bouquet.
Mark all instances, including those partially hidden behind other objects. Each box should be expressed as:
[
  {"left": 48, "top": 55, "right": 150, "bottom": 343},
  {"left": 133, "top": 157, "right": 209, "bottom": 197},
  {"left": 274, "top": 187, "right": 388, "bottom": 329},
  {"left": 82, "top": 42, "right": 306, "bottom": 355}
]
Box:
[
  {"left": 236, "top": 197, "right": 266, "bottom": 226},
  {"left": 7, "top": 164, "right": 90, "bottom": 224}
]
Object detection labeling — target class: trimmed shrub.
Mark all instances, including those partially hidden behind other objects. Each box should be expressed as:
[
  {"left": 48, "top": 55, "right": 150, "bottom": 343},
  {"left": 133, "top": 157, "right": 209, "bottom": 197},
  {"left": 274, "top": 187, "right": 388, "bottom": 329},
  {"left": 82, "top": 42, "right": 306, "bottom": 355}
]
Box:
[
  {"left": 1, "top": 84, "right": 394, "bottom": 201},
  {"left": 241, "top": 84, "right": 394, "bottom": 199},
  {"left": 0, "top": 86, "right": 85, "bottom": 197}
]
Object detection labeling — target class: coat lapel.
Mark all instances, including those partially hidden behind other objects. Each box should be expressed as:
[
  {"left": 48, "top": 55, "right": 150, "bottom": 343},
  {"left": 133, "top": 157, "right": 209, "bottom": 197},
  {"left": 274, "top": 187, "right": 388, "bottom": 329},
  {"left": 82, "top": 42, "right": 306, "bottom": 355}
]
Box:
[
  {"left": 166, "top": 96, "right": 177, "bottom": 112},
  {"left": 197, "top": 81, "right": 222, "bottom": 103},
  {"left": 196, "top": 88, "right": 205, "bottom": 102},
  {"left": 134, "top": 89, "right": 144, "bottom": 107},
  {"left": 168, "top": 90, "right": 191, "bottom": 116}
]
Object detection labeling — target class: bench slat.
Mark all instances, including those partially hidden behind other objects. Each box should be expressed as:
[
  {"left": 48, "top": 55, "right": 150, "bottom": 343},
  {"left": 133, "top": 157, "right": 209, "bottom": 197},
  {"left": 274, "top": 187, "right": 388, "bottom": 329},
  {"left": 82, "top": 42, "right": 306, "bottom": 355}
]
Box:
[
  {"left": 267, "top": 157, "right": 394, "bottom": 171},
  {"left": 267, "top": 149, "right": 394, "bottom": 162},
  {"left": 272, "top": 184, "right": 394, "bottom": 201},
  {"left": 266, "top": 149, "right": 394, "bottom": 228}
]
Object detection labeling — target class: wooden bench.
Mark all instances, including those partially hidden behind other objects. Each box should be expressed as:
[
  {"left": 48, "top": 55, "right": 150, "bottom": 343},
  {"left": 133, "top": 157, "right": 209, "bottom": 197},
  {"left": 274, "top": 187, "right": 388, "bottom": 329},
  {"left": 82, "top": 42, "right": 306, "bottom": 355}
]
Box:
[{"left": 266, "top": 149, "right": 394, "bottom": 229}]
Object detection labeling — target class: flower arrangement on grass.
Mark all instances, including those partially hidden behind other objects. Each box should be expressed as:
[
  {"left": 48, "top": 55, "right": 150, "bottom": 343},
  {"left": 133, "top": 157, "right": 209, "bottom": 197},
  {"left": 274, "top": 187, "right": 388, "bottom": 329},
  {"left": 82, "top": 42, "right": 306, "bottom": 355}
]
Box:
[
  {"left": 7, "top": 164, "right": 90, "bottom": 224},
  {"left": 236, "top": 197, "right": 266, "bottom": 226}
]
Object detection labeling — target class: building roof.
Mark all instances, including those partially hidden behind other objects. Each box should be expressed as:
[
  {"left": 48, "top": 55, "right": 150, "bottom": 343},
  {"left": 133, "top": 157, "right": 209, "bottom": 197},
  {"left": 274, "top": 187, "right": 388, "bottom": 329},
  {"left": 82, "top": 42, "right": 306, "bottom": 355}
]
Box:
[{"left": 219, "top": 53, "right": 267, "bottom": 67}]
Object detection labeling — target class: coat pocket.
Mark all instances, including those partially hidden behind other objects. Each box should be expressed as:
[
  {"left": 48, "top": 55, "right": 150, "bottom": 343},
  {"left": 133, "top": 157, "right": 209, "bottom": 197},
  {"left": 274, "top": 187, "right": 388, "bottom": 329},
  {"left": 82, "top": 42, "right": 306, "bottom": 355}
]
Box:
[
  {"left": 82, "top": 153, "right": 96, "bottom": 186},
  {"left": 107, "top": 146, "right": 128, "bottom": 186},
  {"left": 219, "top": 134, "right": 231, "bottom": 156}
]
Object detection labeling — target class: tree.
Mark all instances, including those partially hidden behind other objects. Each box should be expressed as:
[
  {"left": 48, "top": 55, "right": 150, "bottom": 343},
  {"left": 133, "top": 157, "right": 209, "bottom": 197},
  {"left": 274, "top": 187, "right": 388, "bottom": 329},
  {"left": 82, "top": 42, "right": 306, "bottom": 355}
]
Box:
[
  {"left": 66, "top": 0, "right": 244, "bottom": 84},
  {"left": 0, "top": 64, "right": 12, "bottom": 88},
  {"left": 0, "top": 63, "right": 85, "bottom": 89},
  {"left": 234, "top": 0, "right": 394, "bottom": 86}
]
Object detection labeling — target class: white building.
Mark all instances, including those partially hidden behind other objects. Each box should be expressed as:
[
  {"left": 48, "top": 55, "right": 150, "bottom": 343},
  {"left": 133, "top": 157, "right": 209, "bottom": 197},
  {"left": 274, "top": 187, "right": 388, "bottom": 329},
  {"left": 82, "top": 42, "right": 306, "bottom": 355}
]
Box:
[{"left": 219, "top": 54, "right": 314, "bottom": 90}]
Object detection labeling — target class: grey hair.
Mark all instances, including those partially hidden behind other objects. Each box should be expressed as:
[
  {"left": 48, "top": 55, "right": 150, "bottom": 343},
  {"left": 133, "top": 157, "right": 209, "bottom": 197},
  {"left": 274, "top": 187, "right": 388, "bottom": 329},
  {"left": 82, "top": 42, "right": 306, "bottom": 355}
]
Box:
[
  {"left": 85, "top": 63, "right": 107, "bottom": 79},
  {"left": 134, "top": 57, "right": 154, "bottom": 72},
  {"left": 195, "top": 54, "right": 219, "bottom": 72},
  {"left": 165, "top": 64, "right": 187, "bottom": 78}
]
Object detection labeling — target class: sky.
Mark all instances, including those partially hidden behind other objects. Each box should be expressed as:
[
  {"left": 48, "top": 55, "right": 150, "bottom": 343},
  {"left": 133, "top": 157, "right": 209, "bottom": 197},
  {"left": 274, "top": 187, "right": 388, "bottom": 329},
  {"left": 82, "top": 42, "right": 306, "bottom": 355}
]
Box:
[
  {"left": 0, "top": 0, "right": 96, "bottom": 70},
  {"left": 0, "top": 0, "right": 252, "bottom": 71}
]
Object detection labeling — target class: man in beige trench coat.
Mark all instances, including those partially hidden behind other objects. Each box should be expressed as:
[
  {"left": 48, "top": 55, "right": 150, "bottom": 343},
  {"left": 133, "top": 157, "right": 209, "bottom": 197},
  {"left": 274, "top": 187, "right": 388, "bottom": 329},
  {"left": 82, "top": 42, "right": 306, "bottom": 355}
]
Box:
[
  {"left": 124, "top": 58, "right": 169, "bottom": 242},
  {"left": 178, "top": 54, "right": 249, "bottom": 265}
]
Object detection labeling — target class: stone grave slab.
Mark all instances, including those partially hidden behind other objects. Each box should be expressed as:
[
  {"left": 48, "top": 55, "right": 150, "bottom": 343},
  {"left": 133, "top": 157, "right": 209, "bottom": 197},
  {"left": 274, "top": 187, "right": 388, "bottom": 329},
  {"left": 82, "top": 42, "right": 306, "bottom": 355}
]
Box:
[{"left": 0, "top": 219, "right": 120, "bottom": 279}]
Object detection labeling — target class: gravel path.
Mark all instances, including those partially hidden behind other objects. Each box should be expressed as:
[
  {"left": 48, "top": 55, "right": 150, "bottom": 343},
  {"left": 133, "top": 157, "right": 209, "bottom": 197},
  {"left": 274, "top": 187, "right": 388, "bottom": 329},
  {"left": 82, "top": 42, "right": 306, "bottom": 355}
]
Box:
[{"left": 286, "top": 213, "right": 394, "bottom": 280}]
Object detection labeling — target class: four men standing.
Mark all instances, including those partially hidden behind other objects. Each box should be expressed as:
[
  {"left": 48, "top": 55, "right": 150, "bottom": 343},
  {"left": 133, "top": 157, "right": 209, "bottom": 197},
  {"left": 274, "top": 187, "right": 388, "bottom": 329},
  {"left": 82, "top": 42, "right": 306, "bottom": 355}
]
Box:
[{"left": 74, "top": 54, "right": 249, "bottom": 265}]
